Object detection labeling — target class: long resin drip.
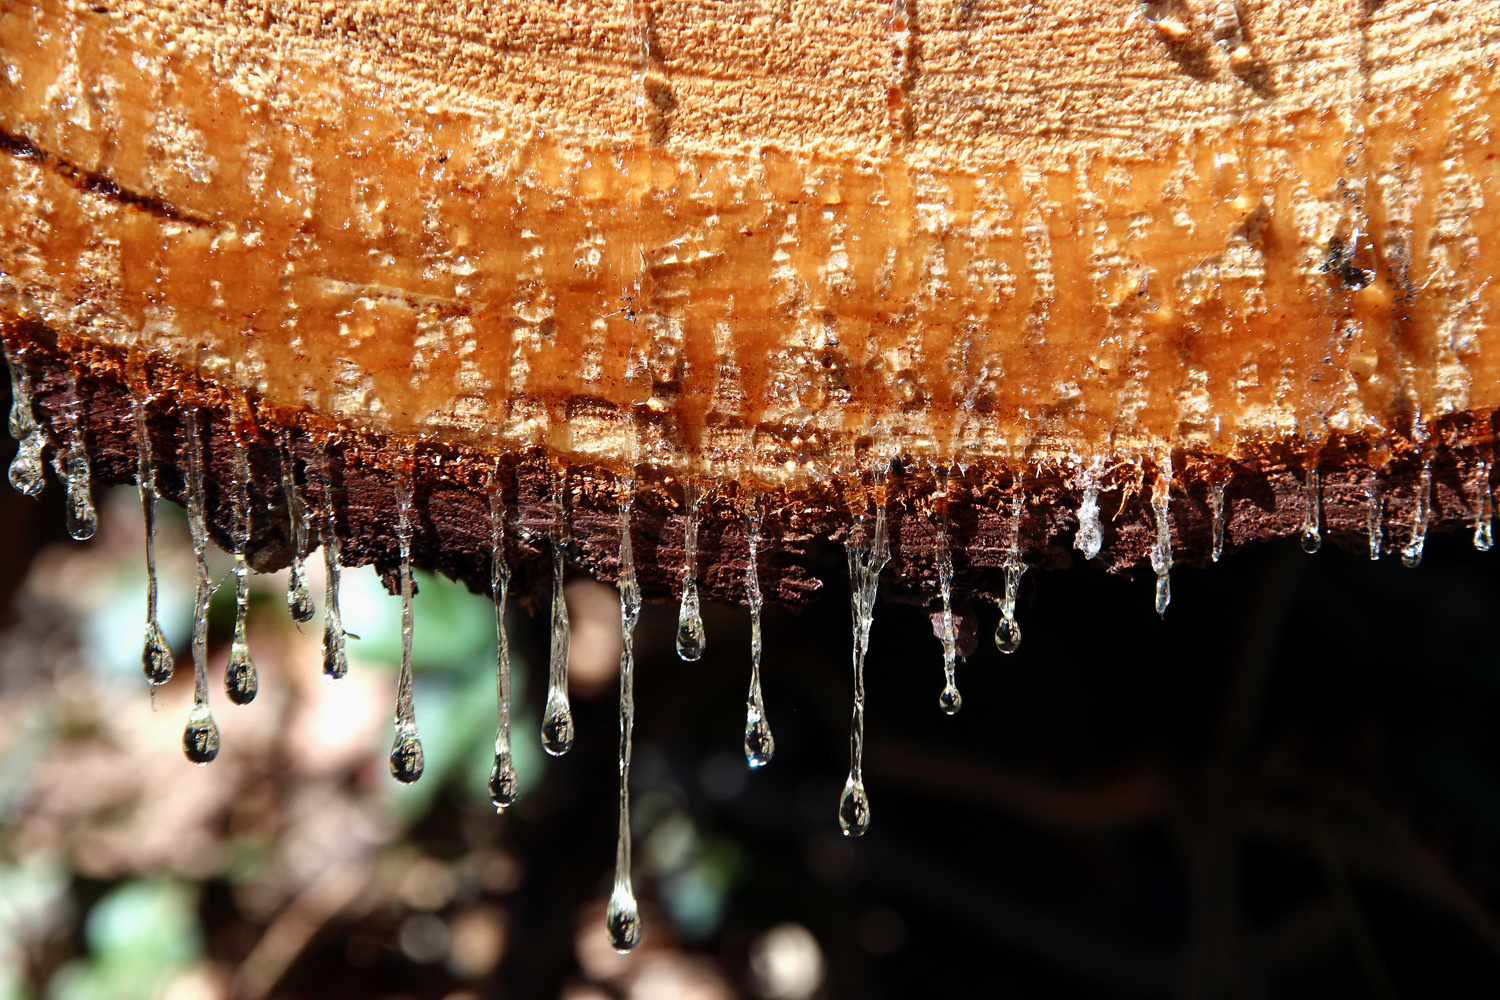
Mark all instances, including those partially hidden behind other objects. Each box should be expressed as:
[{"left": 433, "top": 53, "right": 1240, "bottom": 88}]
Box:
[
  {"left": 935, "top": 476, "right": 962, "bottom": 711},
  {"left": 541, "top": 470, "right": 574, "bottom": 757},
  {"left": 744, "top": 503, "right": 774, "bottom": 767},
  {"left": 839, "top": 488, "right": 889, "bottom": 837},
  {"left": 181, "top": 409, "right": 219, "bottom": 765},
  {"left": 316, "top": 450, "right": 347, "bottom": 680},
  {"left": 279, "top": 433, "right": 315, "bottom": 623},
  {"left": 58, "top": 373, "right": 96, "bottom": 540},
  {"left": 389, "top": 468, "right": 424, "bottom": 783},
  {"left": 489, "top": 481, "right": 518, "bottom": 810},
  {"left": 995, "top": 473, "right": 1026, "bottom": 654},
  {"left": 1151, "top": 458, "right": 1174, "bottom": 615},
  {"left": 675, "top": 481, "right": 706, "bottom": 661},
  {"left": 134, "top": 398, "right": 173, "bottom": 687},
  {"left": 224, "top": 442, "right": 258, "bottom": 705},
  {"left": 605, "top": 475, "right": 643, "bottom": 953}
]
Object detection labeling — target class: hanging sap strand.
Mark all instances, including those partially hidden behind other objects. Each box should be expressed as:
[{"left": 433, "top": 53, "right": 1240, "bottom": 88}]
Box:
[
  {"left": 1209, "top": 478, "right": 1227, "bottom": 563},
  {"left": 134, "top": 397, "right": 173, "bottom": 688},
  {"left": 489, "top": 474, "right": 518, "bottom": 811},
  {"left": 744, "top": 499, "right": 774, "bottom": 767},
  {"left": 1074, "top": 456, "right": 1104, "bottom": 561},
  {"left": 181, "top": 408, "right": 220, "bottom": 765},
  {"left": 541, "top": 466, "right": 575, "bottom": 756},
  {"left": 839, "top": 480, "right": 889, "bottom": 838},
  {"left": 995, "top": 468, "right": 1026, "bottom": 654},
  {"left": 675, "top": 480, "right": 706, "bottom": 661},
  {"left": 57, "top": 372, "right": 96, "bottom": 540},
  {"left": 389, "top": 462, "right": 424, "bottom": 783},
  {"left": 5, "top": 345, "right": 45, "bottom": 496},
  {"left": 315, "top": 447, "right": 347, "bottom": 680},
  {"left": 605, "top": 472, "right": 643, "bottom": 953},
  {"left": 1299, "top": 459, "right": 1322, "bottom": 554},
  {"left": 278, "top": 431, "right": 315, "bottom": 624},
  {"left": 1366, "top": 476, "right": 1384, "bottom": 560},
  {"left": 1401, "top": 456, "right": 1432, "bottom": 569},
  {"left": 934, "top": 472, "right": 961, "bottom": 713},
  {"left": 1474, "top": 454, "right": 1493, "bottom": 553},
  {"left": 1151, "top": 456, "right": 1174, "bottom": 616},
  {"left": 224, "top": 442, "right": 258, "bottom": 705}
]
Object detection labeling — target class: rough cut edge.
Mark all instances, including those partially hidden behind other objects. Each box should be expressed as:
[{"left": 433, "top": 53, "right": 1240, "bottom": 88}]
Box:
[{"left": 5, "top": 320, "right": 1496, "bottom": 627}]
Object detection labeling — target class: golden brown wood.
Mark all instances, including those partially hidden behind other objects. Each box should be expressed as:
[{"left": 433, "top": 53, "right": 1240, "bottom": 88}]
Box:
[{"left": 1, "top": 0, "right": 1498, "bottom": 601}]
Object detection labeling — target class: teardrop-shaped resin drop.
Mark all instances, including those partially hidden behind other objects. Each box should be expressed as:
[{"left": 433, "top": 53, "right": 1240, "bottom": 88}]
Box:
[
  {"left": 182, "top": 706, "right": 220, "bottom": 765},
  {"left": 675, "top": 593, "right": 706, "bottom": 661},
  {"left": 390, "top": 726, "right": 425, "bottom": 784},
  {"left": 605, "top": 884, "right": 642, "bottom": 953},
  {"left": 224, "top": 642, "right": 258, "bottom": 705},
  {"left": 142, "top": 621, "right": 174, "bottom": 686},
  {"left": 540, "top": 698, "right": 575, "bottom": 757},
  {"left": 8, "top": 438, "right": 44, "bottom": 496},
  {"left": 65, "top": 473, "right": 97, "bottom": 540},
  {"left": 995, "top": 615, "right": 1022, "bottom": 654},
  {"left": 321, "top": 617, "right": 347, "bottom": 681},
  {"left": 489, "top": 751, "right": 519, "bottom": 810},
  {"left": 939, "top": 683, "right": 962, "bottom": 715},
  {"left": 287, "top": 563, "right": 315, "bottom": 623},
  {"left": 1299, "top": 526, "right": 1322, "bottom": 554},
  {"left": 744, "top": 708, "right": 775, "bottom": 769},
  {"left": 838, "top": 773, "right": 871, "bottom": 837}
]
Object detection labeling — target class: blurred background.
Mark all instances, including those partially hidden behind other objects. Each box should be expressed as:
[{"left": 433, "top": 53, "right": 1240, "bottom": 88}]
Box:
[{"left": 2, "top": 444, "right": 1500, "bottom": 1000}]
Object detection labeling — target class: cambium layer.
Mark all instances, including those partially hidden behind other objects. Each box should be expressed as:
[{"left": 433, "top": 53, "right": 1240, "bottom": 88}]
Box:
[{"left": 3, "top": 0, "right": 1500, "bottom": 608}]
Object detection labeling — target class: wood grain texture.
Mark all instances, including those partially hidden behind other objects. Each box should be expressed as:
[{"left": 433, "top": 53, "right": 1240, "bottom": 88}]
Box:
[{"left": 1, "top": 0, "right": 1497, "bottom": 603}]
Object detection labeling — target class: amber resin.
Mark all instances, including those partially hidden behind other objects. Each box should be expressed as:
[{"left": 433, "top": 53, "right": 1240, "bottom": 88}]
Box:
[{"left": 1, "top": 0, "right": 1499, "bottom": 602}]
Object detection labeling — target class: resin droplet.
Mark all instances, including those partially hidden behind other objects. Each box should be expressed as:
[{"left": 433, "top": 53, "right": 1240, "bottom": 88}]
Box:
[
  {"left": 606, "top": 473, "right": 643, "bottom": 953},
  {"left": 59, "top": 373, "right": 96, "bottom": 540},
  {"left": 182, "top": 704, "right": 220, "bottom": 765},
  {"left": 838, "top": 773, "right": 871, "bottom": 838},
  {"left": 1151, "top": 457, "right": 1174, "bottom": 616},
  {"left": 995, "top": 474, "right": 1026, "bottom": 654},
  {"left": 675, "top": 482, "right": 706, "bottom": 661},
  {"left": 279, "top": 435, "right": 316, "bottom": 624},
  {"left": 1366, "top": 477, "right": 1384, "bottom": 561},
  {"left": 841, "top": 484, "right": 889, "bottom": 837},
  {"left": 1474, "top": 458, "right": 1493, "bottom": 553},
  {"left": 933, "top": 475, "right": 962, "bottom": 713},
  {"left": 489, "top": 479, "right": 518, "bottom": 811},
  {"left": 1210, "top": 480, "right": 1227, "bottom": 563},
  {"left": 1074, "top": 457, "right": 1104, "bottom": 560},
  {"left": 134, "top": 397, "right": 173, "bottom": 687},
  {"left": 489, "top": 751, "right": 519, "bottom": 810},
  {"left": 390, "top": 724, "right": 425, "bottom": 784},
  {"left": 938, "top": 684, "right": 962, "bottom": 715},
  {"left": 606, "top": 884, "right": 642, "bottom": 954},
  {"left": 5, "top": 347, "right": 45, "bottom": 497},
  {"left": 1401, "top": 457, "right": 1432, "bottom": 569},
  {"left": 225, "top": 442, "right": 258, "bottom": 705},
  {"left": 389, "top": 467, "right": 424, "bottom": 783},
  {"left": 542, "top": 470, "right": 574, "bottom": 757},
  {"left": 182, "top": 408, "right": 219, "bottom": 764},
  {"left": 142, "top": 622, "right": 173, "bottom": 687},
  {"left": 744, "top": 503, "right": 774, "bottom": 768},
  {"left": 224, "top": 642, "right": 258, "bottom": 705},
  {"left": 1299, "top": 463, "right": 1322, "bottom": 554},
  {"left": 994, "top": 615, "right": 1022, "bottom": 655},
  {"left": 316, "top": 451, "right": 347, "bottom": 680}
]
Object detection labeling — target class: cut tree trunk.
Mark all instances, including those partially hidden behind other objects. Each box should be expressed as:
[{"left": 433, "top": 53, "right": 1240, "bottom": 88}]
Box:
[{"left": 1, "top": 0, "right": 1498, "bottom": 611}]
